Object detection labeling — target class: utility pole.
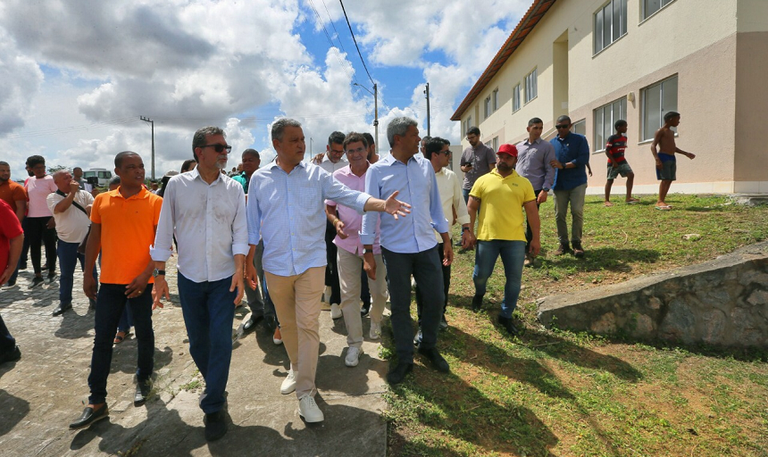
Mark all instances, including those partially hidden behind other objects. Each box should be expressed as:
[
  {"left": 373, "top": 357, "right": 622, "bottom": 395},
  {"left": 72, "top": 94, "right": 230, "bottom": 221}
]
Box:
[
  {"left": 355, "top": 82, "right": 379, "bottom": 155},
  {"left": 424, "top": 82, "right": 431, "bottom": 137},
  {"left": 139, "top": 116, "right": 155, "bottom": 180}
]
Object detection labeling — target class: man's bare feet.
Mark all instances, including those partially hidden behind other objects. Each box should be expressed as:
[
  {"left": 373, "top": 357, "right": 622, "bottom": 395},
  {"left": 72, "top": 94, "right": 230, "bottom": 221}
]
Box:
[
  {"left": 604, "top": 201, "right": 614, "bottom": 207},
  {"left": 626, "top": 197, "right": 640, "bottom": 204}
]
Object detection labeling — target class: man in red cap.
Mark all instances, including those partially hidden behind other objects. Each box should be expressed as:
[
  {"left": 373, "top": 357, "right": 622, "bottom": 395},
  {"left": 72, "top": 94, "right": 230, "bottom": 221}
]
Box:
[{"left": 465, "top": 143, "right": 540, "bottom": 335}]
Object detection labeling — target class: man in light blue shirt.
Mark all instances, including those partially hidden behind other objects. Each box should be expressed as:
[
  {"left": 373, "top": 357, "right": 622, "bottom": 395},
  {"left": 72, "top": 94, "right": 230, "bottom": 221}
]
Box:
[
  {"left": 151, "top": 126, "right": 248, "bottom": 441},
  {"left": 245, "top": 118, "right": 407, "bottom": 423},
  {"left": 361, "top": 117, "right": 454, "bottom": 385}
]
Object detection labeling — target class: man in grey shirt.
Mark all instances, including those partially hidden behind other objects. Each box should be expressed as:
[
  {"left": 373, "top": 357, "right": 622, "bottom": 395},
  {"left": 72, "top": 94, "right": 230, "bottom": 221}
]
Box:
[
  {"left": 459, "top": 126, "right": 495, "bottom": 203},
  {"left": 515, "top": 117, "right": 556, "bottom": 266}
]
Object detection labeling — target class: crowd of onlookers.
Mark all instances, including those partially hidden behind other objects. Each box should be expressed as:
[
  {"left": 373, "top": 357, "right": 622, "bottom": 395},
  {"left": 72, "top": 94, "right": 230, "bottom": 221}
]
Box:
[{"left": 0, "top": 110, "right": 693, "bottom": 441}]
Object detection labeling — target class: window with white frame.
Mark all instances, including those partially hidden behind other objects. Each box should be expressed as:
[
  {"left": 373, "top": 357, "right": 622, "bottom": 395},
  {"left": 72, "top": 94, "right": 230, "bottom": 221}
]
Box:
[
  {"left": 484, "top": 96, "right": 491, "bottom": 119},
  {"left": 512, "top": 84, "right": 521, "bottom": 112},
  {"left": 643, "top": 0, "right": 674, "bottom": 20},
  {"left": 464, "top": 116, "right": 472, "bottom": 136},
  {"left": 572, "top": 119, "right": 587, "bottom": 137},
  {"left": 492, "top": 89, "right": 499, "bottom": 112},
  {"left": 524, "top": 69, "right": 537, "bottom": 103},
  {"left": 594, "top": 0, "right": 627, "bottom": 54},
  {"left": 642, "top": 75, "right": 678, "bottom": 141},
  {"left": 594, "top": 97, "right": 627, "bottom": 151},
  {"left": 492, "top": 136, "right": 499, "bottom": 152}
]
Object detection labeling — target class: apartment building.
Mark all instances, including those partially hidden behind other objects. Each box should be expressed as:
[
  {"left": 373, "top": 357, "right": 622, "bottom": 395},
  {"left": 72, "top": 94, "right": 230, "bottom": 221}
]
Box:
[{"left": 451, "top": 0, "right": 768, "bottom": 194}]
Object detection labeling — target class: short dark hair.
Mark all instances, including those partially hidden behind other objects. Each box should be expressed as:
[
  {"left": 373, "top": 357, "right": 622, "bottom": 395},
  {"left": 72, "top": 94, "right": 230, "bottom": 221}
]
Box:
[
  {"left": 615, "top": 119, "right": 627, "bottom": 129},
  {"left": 0, "top": 161, "right": 9, "bottom": 168},
  {"left": 328, "top": 131, "right": 345, "bottom": 147},
  {"left": 664, "top": 111, "right": 680, "bottom": 122},
  {"left": 271, "top": 118, "right": 302, "bottom": 142},
  {"left": 181, "top": 159, "right": 197, "bottom": 172},
  {"left": 242, "top": 148, "right": 260, "bottom": 160},
  {"left": 343, "top": 132, "right": 368, "bottom": 151},
  {"left": 114, "top": 151, "right": 140, "bottom": 168},
  {"left": 425, "top": 137, "right": 450, "bottom": 160},
  {"left": 556, "top": 115, "right": 571, "bottom": 125},
  {"left": 192, "top": 126, "right": 225, "bottom": 160},
  {"left": 362, "top": 132, "right": 375, "bottom": 147},
  {"left": 467, "top": 126, "right": 480, "bottom": 136},
  {"left": 26, "top": 155, "right": 45, "bottom": 168},
  {"left": 528, "top": 117, "right": 543, "bottom": 127}
]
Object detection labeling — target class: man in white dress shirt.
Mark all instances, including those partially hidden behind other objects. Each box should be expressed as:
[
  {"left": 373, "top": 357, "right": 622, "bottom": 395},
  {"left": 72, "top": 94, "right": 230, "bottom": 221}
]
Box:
[{"left": 151, "top": 126, "right": 248, "bottom": 442}]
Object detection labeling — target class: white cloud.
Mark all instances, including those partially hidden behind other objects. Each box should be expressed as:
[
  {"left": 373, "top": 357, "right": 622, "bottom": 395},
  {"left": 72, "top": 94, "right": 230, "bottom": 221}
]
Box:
[{"left": 0, "top": 28, "right": 43, "bottom": 135}]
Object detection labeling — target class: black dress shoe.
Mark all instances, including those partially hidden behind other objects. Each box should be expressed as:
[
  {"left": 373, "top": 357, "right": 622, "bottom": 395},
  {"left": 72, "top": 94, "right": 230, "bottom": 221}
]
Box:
[
  {"left": 134, "top": 379, "right": 152, "bottom": 406},
  {"left": 498, "top": 316, "right": 519, "bottom": 336},
  {"left": 0, "top": 345, "right": 21, "bottom": 365},
  {"left": 69, "top": 404, "right": 108, "bottom": 429},
  {"left": 471, "top": 295, "right": 483, "bottom": 312},
  {"left": 30, "top": 276, "right": 44, "bottom": 289},
  {"left": 47, "top": 270, "right": 57, "bottom": 281},
  {"left": 204, "top": 410, "right": 227, "bottom": 441},
  {"left": 243, "top": 313, "right": 263, "bottom": 332},
  {"left": 387, "top": 362, "right": 413, "bottom": 385},
  {"left": 417, "top": 347, "right": 450, "bottom": 373},
  {"left": 52, "top": 303, "right": 72, "bottom": 316}
]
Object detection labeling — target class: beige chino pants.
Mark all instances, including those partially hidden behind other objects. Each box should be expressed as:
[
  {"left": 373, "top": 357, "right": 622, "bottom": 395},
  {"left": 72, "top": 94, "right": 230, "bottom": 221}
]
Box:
[
  {"left": 265, "top": 266, "right": 325, "bottom": 398},
  {"left": 336, "top": 248, "right": 387, "bottom": 348}
]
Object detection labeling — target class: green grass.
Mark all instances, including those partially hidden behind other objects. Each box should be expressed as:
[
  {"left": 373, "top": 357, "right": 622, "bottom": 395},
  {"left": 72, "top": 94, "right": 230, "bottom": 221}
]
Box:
[{"left": 383, "top": 194, "right": 768, "bottom": 457}]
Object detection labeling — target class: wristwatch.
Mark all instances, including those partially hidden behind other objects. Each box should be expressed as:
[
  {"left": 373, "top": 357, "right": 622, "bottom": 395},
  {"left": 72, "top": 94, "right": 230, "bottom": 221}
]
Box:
[
  {"left": 152, "top": 268, "right": 166, "bottom": 278},
  {"left": 363, "top": 248, "right": 373, "bottom": 254},
  {"left": 462, "top": 227, "right": 470, "bottom": 232}
]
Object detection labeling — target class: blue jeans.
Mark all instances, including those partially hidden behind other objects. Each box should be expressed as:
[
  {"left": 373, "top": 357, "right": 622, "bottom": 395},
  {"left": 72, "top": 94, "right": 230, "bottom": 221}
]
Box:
[
  {"left": 244, "top": 240, "right": 275, "bottom": 319},
  {"left": 177, "top": 273, "right": 236, "bottom": 414},
  {"left": 473, "top": 240, "right": 526, "bottom": 318},
  {"left": 381, "top": 246, "right": 444, "bottom": 364},
  {"left": 462, "top": 188, "right": 471, "bottom": 204},
  {"left": 57, "top": 240, "right": 97, "bottom": 305},
  {"left": 88, "top": 283, "right": 155, "bottom": 405}
]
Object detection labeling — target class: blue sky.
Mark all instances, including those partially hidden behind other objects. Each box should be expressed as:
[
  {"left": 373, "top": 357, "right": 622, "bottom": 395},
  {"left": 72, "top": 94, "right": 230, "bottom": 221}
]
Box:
[{"left": 0, "top": 0, "right": 530, "bottom": 180}]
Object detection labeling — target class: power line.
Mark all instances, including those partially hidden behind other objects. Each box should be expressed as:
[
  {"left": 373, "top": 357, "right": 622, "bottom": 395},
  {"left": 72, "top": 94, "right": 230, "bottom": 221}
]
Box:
[
  {"left": 320, "top": 0, "right": 348, "bottom": 56},
  {"left": 307, "top": 0, "right": 357, "bottom": 84},
  {"left": 338, "top": 0, "right": 374, "bottom": 86}
]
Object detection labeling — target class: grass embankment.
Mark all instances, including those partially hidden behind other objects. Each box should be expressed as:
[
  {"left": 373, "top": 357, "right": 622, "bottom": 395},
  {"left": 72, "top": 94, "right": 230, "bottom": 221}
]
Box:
[{"left": 382, "top": 194, "right": 768, "bottom": 457}]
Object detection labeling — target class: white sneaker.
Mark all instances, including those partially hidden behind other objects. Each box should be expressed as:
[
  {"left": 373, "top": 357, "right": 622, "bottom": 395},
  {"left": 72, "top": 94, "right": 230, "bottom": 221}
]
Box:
[
  {"left": 330, "top": 303, "right": 342, "bottom": 319},
  {"left": 280, "top": 370, "right": 296, "bottom": 395},
  {"left": 369, "top": 321, "right": 382, "bottom": 340},
  {"left": 298, "top": 394, "right": 324, "bottom": 423},
  {"left": 345, "top": 346, "right": 362, "bottom": 367}
]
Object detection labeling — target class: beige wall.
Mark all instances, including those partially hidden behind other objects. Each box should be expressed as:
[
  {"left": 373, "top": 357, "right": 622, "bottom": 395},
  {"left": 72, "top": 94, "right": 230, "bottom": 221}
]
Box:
[
  {"left": 457, "top": 0, "right": 768, "bottom": 194},
  {"left": 734, "top": 31, "right": 768, "bottom": 189}
]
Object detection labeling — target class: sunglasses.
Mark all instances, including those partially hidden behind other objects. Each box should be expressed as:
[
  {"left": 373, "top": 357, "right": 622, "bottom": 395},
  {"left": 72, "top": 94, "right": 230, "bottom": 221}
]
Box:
[
  {"left": 555, "top": 124, "right": 570, "bottom": 129},
  {"left": 201, "top": 144, "right": 232, "bottom": 153}
]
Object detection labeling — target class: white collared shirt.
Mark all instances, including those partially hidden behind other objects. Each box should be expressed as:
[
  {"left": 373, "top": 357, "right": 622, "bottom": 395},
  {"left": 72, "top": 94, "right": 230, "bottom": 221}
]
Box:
[
  {"left": 150, "top": 168, "right": 249, "bottom": 283},
  {"left": 434, "top": 166, "right": 469, "bottom": 242}
]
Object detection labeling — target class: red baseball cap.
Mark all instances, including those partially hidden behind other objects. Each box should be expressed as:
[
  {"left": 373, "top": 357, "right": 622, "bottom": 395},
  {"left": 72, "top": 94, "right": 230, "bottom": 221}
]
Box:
[{"left": 497, "top": 144, "right": 518, "bottom": 157}]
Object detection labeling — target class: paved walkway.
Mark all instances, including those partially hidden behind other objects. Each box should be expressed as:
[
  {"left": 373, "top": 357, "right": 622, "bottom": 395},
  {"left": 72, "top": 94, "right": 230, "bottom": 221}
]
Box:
[{"left": 0, "top": 259, "right": 388, "bottom": 456}]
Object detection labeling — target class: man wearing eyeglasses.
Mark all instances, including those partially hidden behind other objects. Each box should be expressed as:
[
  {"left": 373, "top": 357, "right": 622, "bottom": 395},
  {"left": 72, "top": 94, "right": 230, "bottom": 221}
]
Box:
[
  {"left": 324, "top": 132, "right": 388, "bottom": 367},
  {"left": 459, "top": 126, "right": 496, "bottom": 204},
  {"left": 549, "top": 115, "right": 590, "bottom": 258},
  {"left": 151, "top": 126, "right": 248, "bottom": 441}
]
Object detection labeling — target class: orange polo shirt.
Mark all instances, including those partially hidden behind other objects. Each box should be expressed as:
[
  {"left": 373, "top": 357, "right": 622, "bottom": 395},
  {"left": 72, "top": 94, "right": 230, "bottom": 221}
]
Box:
[
  {"left": 0, "top": 180, "right": 27, "bottom": 214},
  {"left": 90, "top": 187, "right": 163, "bottom": 284}
]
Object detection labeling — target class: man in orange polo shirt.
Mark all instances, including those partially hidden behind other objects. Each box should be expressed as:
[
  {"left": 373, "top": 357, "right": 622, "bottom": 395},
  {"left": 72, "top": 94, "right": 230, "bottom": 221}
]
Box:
[
  {"left": 0, "top": 161, "right": 27, "bottom": 287},
  {"left": 69, "top": 151, "right": 163, "bottom": 430}
]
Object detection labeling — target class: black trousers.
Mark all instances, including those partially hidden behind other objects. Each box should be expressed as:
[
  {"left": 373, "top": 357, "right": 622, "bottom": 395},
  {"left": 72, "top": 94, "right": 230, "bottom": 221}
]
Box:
[{"left": 26, "top": 216, "right": 57, "bottom": 275}]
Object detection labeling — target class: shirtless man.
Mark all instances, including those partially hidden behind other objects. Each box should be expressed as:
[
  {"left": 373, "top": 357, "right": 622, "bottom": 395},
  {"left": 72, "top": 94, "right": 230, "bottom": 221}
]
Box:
[{"left": 651, "top": 111, "right": 695, "bottom": 210}]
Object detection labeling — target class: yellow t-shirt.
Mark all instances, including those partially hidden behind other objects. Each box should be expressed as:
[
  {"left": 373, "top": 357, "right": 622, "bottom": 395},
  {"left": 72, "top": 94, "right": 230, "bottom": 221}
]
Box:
[
  {"left": 469, "top": 169, "right": 535, "bottom": 241},
  {"left": 90, "top": 187, "right": 162, "bottom": 284}
]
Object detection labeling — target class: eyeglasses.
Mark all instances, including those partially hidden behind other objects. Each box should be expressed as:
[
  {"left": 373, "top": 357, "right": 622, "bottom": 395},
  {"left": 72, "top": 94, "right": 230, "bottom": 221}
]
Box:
[
  {"left": 440, "top": 150, "right": 451, "bottom": 155},
  {"left": 200, "top": 144, "right": 232, "bottom": 153},
  {"left": 555, "top": 124, "right": 571, "bottom": 129},
  {"left": 345, "top": 147, "right": 366, "bottom": 154}
]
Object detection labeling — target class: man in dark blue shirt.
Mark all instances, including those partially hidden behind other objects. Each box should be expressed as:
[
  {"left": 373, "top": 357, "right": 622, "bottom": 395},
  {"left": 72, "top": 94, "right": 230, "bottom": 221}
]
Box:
[{"left": 549, "top": 115, "right": 590, "bottom": 258}]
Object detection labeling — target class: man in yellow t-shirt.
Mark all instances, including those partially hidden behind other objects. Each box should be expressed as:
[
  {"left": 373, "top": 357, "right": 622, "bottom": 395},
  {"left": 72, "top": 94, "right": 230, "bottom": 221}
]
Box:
[{"left": 466, "top": 144, "right": 540, "bottom": 335}]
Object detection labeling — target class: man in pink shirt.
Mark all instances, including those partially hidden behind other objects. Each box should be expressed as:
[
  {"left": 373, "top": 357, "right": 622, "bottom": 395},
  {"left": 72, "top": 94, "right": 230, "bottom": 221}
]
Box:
[
  {"left": 324, "top": 132, "right": 388, "bottom": 367},
  {"left": 24, "top": 155, "right": 58, "bottom": 287}
]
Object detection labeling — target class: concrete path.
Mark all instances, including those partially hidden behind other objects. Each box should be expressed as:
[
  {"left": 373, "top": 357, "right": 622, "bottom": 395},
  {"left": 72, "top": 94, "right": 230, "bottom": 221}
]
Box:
[{"left": 0, "top": 260, "right": 388, "bottom": 456}]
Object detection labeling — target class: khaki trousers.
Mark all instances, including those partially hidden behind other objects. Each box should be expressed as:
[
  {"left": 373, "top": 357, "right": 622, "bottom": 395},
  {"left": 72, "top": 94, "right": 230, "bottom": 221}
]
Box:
[
  {"left": 337, "top": 248, "right": 387, "bottom": 348},
  {"left": 265, "top": 267, "right": 325, "bottom": 398}
]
